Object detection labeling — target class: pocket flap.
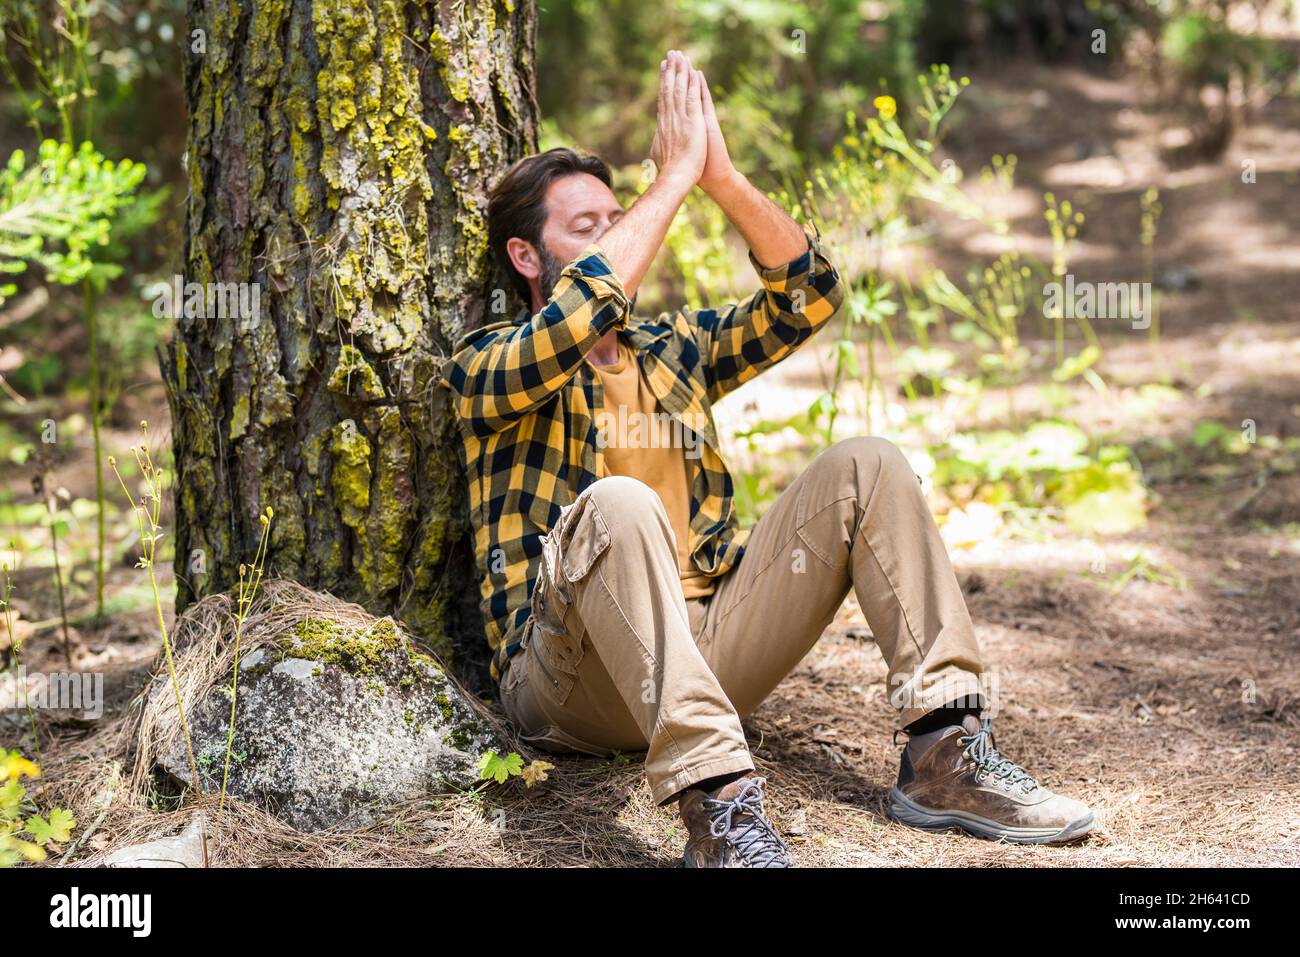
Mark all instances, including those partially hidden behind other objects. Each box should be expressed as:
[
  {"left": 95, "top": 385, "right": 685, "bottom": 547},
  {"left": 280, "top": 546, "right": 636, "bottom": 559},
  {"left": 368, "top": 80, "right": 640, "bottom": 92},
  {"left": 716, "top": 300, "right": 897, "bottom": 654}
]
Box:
[{"left": 557, "top": 489, "right": 612, "bottom": 583}]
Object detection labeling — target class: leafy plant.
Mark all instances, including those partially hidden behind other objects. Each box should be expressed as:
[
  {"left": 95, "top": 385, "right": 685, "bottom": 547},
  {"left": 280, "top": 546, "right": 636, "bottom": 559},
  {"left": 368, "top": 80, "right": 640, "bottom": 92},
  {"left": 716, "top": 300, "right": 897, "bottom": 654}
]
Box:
[
  {"left": 1042, "top": 192, "right": 1096, "bottom": 363},
  {"left": 934, "top": 421, "right": 1149, "bottom": 536},
  {"left": 477, "top": 750, "right": 524, "bottom": 784},
  {"left": 783, "top": 67, "right": 1103, "bottom": 448},
  {"left": 811, "top": 276, "right": 902, "bottom": 440},
  {"left": 477, "top": 750, "right": 553, "bottom": 789},
  {"left": 0, "top": 140, "right": 145, "bottom": 305},
  {"left": 1, "top": 0, "right": 163, "bottom": 620},
  {"left": 0, "top": 136, "right": 148, "bottom": 619},
  {"left": 1, "top": 750, "right": 77, "bottom": 866}
]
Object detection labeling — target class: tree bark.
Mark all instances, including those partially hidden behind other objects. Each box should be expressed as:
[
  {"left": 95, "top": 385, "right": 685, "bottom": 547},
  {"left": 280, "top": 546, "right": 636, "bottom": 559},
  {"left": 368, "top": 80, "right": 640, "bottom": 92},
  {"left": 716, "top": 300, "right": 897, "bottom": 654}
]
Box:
[{"left": 164, "top": 0, "right": 538, "bottom": 687}]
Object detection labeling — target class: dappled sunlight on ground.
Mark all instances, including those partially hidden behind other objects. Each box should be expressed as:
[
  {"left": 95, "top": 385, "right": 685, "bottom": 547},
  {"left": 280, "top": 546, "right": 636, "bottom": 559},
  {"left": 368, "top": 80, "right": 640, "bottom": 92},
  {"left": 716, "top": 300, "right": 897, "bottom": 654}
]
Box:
[{"left": 686, "top": 60, "right": 1300, "bottom": 866}]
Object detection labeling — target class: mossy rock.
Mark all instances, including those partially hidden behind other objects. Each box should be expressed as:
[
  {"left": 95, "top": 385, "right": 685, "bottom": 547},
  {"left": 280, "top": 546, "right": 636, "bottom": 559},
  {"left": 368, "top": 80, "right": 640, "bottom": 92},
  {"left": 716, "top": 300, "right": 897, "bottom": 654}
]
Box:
[{"left": 157, "top": 610, "right": 498, "bottom": 832}]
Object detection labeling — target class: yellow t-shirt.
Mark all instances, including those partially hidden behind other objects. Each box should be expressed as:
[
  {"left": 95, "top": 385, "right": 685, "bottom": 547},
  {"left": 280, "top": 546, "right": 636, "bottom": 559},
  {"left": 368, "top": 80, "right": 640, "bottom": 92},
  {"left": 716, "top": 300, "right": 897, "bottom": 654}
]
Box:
[{"left": 589, "top": 338, "right": 716, "bottom": 600}]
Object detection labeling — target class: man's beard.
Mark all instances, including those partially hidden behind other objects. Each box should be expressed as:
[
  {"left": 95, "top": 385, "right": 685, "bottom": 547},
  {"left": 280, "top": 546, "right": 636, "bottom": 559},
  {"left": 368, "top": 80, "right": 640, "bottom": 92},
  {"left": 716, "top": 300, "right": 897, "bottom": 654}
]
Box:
[
  {"left": 536, "top": 243, "right": 638, "bottom": 313},
  {"left": 538, "top": 245, "right": 565, "bottom": 304}
]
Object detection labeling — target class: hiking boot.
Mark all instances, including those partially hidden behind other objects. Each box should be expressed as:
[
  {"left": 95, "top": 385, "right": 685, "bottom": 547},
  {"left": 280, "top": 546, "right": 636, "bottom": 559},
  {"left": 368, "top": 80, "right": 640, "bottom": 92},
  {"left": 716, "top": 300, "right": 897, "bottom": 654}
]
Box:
[
  {"left": 887, "top": 714, "right": 1095, "bottom": 845},
  {"left": 678, "top": 774, "right": 795, "bottom": 867}
]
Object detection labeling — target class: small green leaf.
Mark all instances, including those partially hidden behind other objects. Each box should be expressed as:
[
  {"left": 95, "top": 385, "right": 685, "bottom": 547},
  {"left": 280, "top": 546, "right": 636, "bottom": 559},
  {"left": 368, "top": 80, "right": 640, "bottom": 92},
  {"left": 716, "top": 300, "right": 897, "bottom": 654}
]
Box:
[
  {"left": 1191, "top": 420, "right": 1226, "bottom": 449},
  {"left": 0, "top": 779, "right": 25, "bottom": 819},
  {"left": 477, "top": 751, "right": 524, "bottom": 784},
  {"left": 25, "top": 807, "right": 76, "bottom": 845}
]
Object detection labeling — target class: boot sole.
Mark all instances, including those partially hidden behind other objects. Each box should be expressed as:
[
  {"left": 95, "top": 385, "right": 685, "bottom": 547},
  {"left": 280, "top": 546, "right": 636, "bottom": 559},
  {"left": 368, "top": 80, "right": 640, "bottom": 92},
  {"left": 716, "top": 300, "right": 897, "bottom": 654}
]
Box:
[{"left": 886, "top": 787, "right": 1095, "bottom": 845}]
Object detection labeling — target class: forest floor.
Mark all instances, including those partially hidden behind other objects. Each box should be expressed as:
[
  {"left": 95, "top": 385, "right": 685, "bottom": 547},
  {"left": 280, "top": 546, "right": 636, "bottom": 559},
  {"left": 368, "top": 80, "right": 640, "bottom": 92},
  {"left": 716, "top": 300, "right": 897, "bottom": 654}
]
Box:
[{"left": 4, "top": 61, "right": 1298, "bottom": 867}]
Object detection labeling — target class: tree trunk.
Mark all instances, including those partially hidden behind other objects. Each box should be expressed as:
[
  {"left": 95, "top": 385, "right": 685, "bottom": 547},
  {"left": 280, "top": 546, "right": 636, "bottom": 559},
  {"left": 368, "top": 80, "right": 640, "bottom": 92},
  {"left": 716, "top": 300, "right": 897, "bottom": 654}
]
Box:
[{"left": 164, "top": 0, "right": 538, "bottom": 688}]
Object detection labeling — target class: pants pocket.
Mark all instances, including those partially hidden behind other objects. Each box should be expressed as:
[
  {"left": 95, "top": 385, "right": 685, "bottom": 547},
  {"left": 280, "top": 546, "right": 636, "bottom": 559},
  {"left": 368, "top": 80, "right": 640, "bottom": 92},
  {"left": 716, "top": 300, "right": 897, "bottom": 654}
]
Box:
[
  {"left": 531, "top": 563, "right": 582, "bottom": 692},
  {"left": 500, "top": 620, "right": 532, "bottom": 700},
  {"left": 528, "top": 486, "right": 613, "bottom": 702},
  {"left": 502, "top": 638, "right": 610, "bottom": 757},
  {"left": 555, "top": 487, "right": 612, "bottom": 583}
]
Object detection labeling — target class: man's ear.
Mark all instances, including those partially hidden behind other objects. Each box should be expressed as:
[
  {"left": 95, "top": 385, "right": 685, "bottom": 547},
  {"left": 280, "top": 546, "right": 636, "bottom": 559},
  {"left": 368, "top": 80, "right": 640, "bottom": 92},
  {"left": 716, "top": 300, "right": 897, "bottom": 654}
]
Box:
[{"left": 505, "top": 237, "right": 541, "bottom": 283}]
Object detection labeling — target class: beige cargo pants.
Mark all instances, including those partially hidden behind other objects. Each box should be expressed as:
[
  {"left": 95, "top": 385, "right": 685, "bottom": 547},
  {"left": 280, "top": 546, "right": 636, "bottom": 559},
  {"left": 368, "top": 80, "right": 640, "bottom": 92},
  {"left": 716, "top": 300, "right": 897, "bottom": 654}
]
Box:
[{"left": 499, "top": 436, "right": 985, "bottom": 806}]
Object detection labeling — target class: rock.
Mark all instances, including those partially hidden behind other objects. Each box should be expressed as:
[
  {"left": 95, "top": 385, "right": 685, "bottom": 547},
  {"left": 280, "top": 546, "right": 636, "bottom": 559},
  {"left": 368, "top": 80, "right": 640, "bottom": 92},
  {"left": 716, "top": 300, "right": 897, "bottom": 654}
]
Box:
[
  {"left": 1071, "top": 138, "right": 1114, "bottom": 161},
  {"left": 1156, "top": 266, "right": 1201, "bottom": 292},
  {"left": 104, "top": 819, "right": 206, "bottom": 868},
  {"left": 154, "top": 603, "right": 501, "bottom": 832}
]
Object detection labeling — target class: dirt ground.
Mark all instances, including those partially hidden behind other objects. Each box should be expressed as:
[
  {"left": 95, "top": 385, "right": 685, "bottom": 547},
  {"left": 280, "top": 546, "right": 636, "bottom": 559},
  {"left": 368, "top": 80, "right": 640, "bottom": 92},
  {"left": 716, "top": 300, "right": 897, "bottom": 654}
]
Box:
[{"left": 4, "top": 61, "right": 1298, "bottom": 867}]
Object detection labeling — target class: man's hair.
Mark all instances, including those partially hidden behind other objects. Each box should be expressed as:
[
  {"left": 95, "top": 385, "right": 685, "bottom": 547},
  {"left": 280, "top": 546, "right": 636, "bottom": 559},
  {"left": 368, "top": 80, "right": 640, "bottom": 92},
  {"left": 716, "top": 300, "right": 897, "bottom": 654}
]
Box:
[{"left": 488, "top": 147, "right": 612, "bottom": 303}]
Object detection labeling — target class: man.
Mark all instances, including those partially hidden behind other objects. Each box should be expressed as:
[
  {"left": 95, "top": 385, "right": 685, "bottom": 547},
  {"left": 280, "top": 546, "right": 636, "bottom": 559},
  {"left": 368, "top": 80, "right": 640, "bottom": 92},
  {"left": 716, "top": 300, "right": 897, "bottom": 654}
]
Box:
[{"left": 440, "top": 51, "right": 1095, "bottom": 867}]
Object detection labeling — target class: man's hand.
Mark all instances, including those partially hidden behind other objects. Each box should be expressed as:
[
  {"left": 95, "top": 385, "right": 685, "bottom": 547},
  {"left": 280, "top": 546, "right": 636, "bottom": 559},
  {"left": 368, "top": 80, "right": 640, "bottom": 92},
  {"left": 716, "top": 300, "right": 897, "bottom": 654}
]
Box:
[
  {"left": 568, "top": 50, "right": 707, "bottom": 303},
  {"left": 687, "top": 63, "right": 809, "bottom": 269},
  {"left": 698, "top": 72, "right": 738, "bottom": 195},
  {"left": 650, "top": 51, "right": 707, "bottom": 190}
]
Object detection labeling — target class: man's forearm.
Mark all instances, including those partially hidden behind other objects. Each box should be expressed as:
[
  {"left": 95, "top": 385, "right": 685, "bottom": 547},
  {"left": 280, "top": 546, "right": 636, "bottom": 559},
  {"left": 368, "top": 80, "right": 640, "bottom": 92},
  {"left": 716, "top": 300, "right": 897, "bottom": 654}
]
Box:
[
  {"left": 595, "top": 169, "right": 694, "bottom": 298},
  {"left": 702, "top": 169, "right": 809, "bottom": 269}
]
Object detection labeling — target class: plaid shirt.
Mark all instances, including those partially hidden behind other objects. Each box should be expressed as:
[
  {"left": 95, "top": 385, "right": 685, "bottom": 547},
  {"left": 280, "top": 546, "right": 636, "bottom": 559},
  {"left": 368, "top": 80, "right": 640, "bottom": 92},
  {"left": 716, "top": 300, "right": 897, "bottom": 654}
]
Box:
[{"left": 440, "top": 221, "right": 845, "bottom": 682}]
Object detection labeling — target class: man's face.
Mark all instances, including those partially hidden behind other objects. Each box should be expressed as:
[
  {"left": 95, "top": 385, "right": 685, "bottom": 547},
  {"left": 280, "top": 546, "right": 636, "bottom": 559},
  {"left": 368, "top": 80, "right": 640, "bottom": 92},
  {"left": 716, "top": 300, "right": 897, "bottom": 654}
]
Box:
[{"left": 534, "top": 173, "right": 624, "bottom": 302}]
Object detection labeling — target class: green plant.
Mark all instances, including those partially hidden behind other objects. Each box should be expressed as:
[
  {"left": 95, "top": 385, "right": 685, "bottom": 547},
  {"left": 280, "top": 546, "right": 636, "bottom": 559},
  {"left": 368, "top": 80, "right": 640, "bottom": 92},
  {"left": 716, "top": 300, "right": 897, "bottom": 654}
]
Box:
[
  {"left": 661, "top": 187, "right": 736, "bottom": 310},
  {"left": 1, "top": 0, "right": 163, "bottom": 620},
  {"left": 783, "top": 67, "right": 1099, "bottom": 447},
  {"left": 0, "top": 0, "right": 94, "bottom": 143},
  {"left": 477, "top": 750, "right": 553, "bottom": 788},
  {"left": 109, "top": 422, "right": 209, "bottom": 867},
  {"left": 1100, "top": 548, "right": 1187, "bottom": 594},
  {"left": 30, "top": 469, "right": 73, "bottom": 666},
  {"left": 1, "top": 750, "right": 76, "bottom": 866},
  {"left": 728, "top": 415, "right": 801, "bottom": 525},
  {"left": 933, "top": 421, "right": 1149, "bottom": 536},
  {"left": 812, "top": 276, "right": 900, "bottom": 441},
  {"left": 0, "top": 140, "right": 145, "bottom": 305},
  {"left": 979, "top": 153, "right": 1018, "bottom": 192},
  {"left": 216, "top": 507, "right": 274, "bottom": 829},
  {"left": 477, "top": 750, "right": 524, "bottom": 784},
  {"left": 924, "top": 254, "right": 1040, "bottom": 368},
  {"left": 1043, "top": 192, "right": 1096, "bottom": 360},
  {"left": 709, "top": 67, "right": 1136, "bottom": 534},
  {"left": 781, "top": 74, "right": 966, "bottom": 444},
  {"left": 0, "top": 137, "right": 147, "bottom": 619},
  {"left": 2, "top": 553, "right": 45, "bottom": 795},
  {"left": 862, "top": 68, "right": 989, "bottom": 223}
]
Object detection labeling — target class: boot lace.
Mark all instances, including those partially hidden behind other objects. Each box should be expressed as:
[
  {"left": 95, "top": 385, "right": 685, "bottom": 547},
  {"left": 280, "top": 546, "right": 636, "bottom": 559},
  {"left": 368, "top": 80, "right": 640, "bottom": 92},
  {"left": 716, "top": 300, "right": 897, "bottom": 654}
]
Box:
[
  {"left": 702, "top": 776, "right": 793, "bottom": 868},
  {"left": 959, "top": 717, "right": 1040, "bottom": 793}
]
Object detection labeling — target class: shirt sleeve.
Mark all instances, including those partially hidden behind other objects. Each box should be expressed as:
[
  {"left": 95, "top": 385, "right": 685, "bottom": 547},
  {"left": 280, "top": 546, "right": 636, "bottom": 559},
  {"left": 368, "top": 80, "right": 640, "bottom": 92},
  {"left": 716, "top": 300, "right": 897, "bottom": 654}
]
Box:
[
  {"left": 688, "top": 221, "right": 846, "bottom": 403},
  {"left": 440, "top": 245, "right": 631, "bottom": 436}
]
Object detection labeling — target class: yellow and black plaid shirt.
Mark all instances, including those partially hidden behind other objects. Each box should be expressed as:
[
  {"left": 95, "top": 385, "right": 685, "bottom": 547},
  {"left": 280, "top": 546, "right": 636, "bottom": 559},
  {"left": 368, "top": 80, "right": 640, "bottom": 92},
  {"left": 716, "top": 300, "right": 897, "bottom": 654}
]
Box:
[{"left": 440, "top": 221, "right": 845, "bottom": 682}]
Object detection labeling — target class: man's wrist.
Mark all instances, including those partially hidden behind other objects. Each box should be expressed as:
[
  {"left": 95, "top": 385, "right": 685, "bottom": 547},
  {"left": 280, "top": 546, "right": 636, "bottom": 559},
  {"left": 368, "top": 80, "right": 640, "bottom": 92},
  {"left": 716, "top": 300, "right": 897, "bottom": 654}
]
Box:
[
  {"left": 700, "top": 166, "right": 746, "bottom": 203},
  {"left": 653, "top": 163, "right": 699, "bottom": 199}
]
